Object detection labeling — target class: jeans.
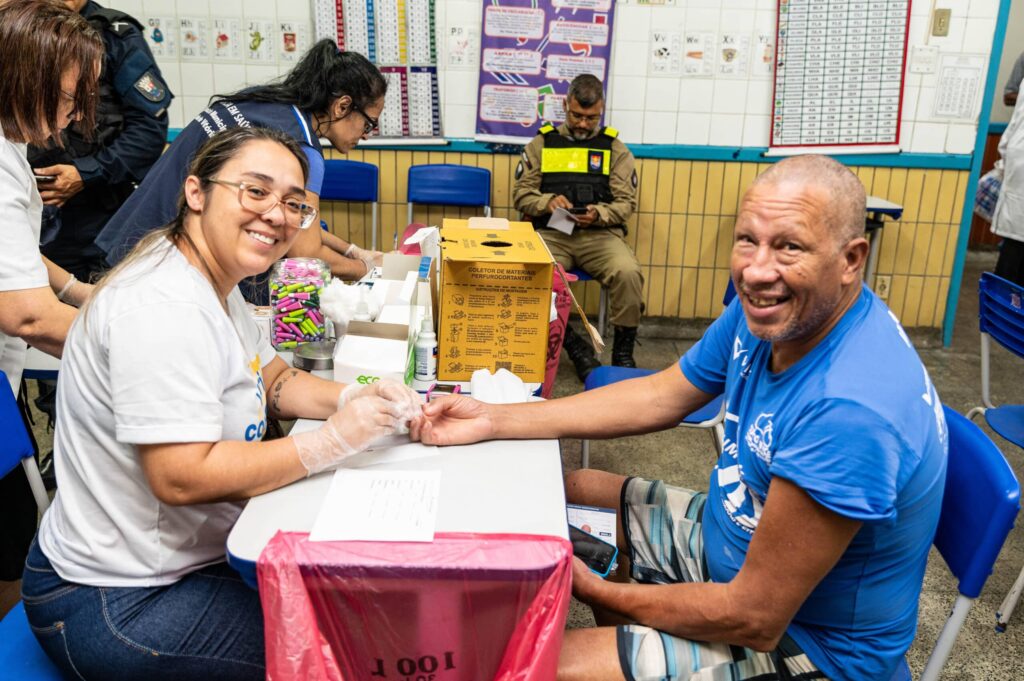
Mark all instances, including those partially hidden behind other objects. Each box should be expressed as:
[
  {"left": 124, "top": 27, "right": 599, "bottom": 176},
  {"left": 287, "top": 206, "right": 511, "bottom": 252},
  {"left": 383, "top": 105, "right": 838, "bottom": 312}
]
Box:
[{"left": 21, "top": 538, "right": 265, "bottom": 681}]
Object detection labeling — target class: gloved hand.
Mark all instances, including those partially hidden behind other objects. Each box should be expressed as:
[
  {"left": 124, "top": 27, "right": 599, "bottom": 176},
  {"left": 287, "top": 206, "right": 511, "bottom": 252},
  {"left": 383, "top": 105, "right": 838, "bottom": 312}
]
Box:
[
  {"left": 293, "top": 396, "right": 404, "bottom": 475},
  {"left": 344, "top": 243, "right": 384, "bottom": 271},
  {"left": 338, "top": 378, "right": 423, "bottom": 433}
]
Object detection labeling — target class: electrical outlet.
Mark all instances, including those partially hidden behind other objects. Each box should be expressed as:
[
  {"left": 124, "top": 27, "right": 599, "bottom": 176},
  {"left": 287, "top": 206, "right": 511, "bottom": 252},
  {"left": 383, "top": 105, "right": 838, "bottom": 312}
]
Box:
[
  {"left": 875, "top": 275, "right": 892, "bottom": 300},
  {"left": 932, "top": 8, "right": 951, "bottom": 37}
]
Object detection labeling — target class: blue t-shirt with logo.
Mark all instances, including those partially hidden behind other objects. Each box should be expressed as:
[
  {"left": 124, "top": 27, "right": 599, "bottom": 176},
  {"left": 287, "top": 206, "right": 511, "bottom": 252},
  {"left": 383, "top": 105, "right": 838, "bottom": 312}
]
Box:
[
  {"left": 679, "top": 287, "right": 947, "bottom": 681},
  {"left": 96, "top": 99, "right": 324, "bottom": 273}
]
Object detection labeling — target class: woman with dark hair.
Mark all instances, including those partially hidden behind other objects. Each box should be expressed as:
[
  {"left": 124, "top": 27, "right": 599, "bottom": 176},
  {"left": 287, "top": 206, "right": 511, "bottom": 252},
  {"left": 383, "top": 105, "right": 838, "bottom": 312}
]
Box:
[
  {"left": 96, "top": 39, "right": 388, "bottom": 302},
  {"left": 22, "top": 127, "right": 421, "bottom": 680},
  {"left": 0, "top": 0, "right": 103, "bottom": 393}
]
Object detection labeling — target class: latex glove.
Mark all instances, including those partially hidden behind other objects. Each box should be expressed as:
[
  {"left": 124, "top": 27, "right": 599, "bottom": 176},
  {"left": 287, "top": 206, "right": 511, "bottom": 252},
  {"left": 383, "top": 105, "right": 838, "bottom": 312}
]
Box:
[
  {"left": 345, "top": 243, "right": 384, "bottom": 271},
  {"left": 339, "top": 378, "right": 424, "bottom": 434},
  {"left": 293, "top": 396, "right": 404, "bottom": 475}
]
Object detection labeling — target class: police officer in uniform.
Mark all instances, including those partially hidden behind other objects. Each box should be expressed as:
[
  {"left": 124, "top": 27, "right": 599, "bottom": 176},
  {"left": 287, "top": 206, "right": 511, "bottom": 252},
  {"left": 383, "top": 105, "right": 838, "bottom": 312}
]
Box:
[
  {"left": 30, "top": 0, "right": 171, "bottom": 284},
  {"left": 513, "top": 74, "right": 642, "bottom": 381}
]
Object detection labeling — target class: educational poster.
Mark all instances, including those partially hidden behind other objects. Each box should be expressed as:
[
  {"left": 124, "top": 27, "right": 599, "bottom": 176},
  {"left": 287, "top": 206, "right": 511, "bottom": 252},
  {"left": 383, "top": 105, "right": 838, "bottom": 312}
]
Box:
[
  {"left": 751, "top": 30, "right": 774, "bottom": 77},
  {"left": 278, "top": 21, "right": 310, "bottom": 63},
  {"left": 649, "top": 30, "right": 682, "bottom": 77},
  {"left": 144, "top": 16, "right": 178, "bottom": 59},
  {"left": 475, "top": 0, "right": 617, "bottom": 142},
  {"left": 446, "top": 25, "right": 480, "bottom": 69},
  {"left": 933, "top": 54, "right": 986, "bottom": 120},
  {"left": 245, "top": 19, "right": 276, "bottom": 62},
  {"left": 683, "top": 32, "right": 715, "bottom": 77},
  {"left": 212, "top": 18, "right": 242, "bottom": 62},
  {"left": 179, "top": 18, "right": 210, "bottom": 61},
  {"left": 717, "top": 33, "right": 750, "bottom": 78},
  {"left": 770, "top": 0, "right": 911, "bottom": 153},
  {"left": 314, "top": 0, "right": 442, "bottom": 138}
]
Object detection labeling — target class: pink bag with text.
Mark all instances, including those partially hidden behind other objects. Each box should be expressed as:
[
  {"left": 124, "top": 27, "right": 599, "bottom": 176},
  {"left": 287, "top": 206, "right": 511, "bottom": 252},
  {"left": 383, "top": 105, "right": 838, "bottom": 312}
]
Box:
[{"left": 258, "top": 531, "right": 572, "bottom": 681}]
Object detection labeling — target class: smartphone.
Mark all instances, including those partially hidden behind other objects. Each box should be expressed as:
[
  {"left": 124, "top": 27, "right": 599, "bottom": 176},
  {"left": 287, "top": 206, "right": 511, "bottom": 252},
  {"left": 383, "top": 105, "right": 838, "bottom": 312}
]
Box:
[
  {"left": 34, "top": 175, "right": 56, "bottom": 183},
  {"left": 568, "top": 206, "right": 589, "bottom": 215},
  {"left": 569, "top": 524, "right": 618, "bottom": 578}
]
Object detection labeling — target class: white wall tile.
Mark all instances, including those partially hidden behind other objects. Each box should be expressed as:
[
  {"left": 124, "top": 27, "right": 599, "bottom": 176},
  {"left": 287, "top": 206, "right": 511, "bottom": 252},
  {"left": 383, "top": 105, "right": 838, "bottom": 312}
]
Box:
[
  {"left": 969, "top": 0, "right": 1000, "bottom": 19},
  {"left": 935, "top": 0, "right": 970, "bottom": 15},
  {"left": 277, "top": 0, "right": 309, "bottom": 20},
  {"left": 708, "top": 113, "right": 743, "bottom": 145},
  {"left": 911, "top": 122, "right": 948, "bottom": 153},
  {"left": 902, "top": 85, "right": 920, "bottom": 119},
  {"left": 245, "top": 64, "right": 280, "bottom": 85},
  {"left": 962, "top": 17, "right": 996, "bottom": 53},
  {"left": 615, "top": 5, "right": 652, "bottom": 41},
  {"left": 612, "top": 42, "right": 649, "bottom": 77},
  {"left": 917, "top": 87, "right": 937, "bottom": 121},
  {"left": 142, "top": 0, "right": 176, "bottom": 16},
  {"left": 742, "top": 115, "right": 769, "bottom": 146},
  {"left": 241, "top": 0, "right": 276, "bottom": 18},
  {"left": 898, "top": 122, "right": 914, "bottom": 149},
  {"left": 930, "top": 17, "right": 967, "bottom": 51},
  {"left": 675, "top": 112, "right": 711, "bottom": 145},
  {"left": 687, "top": 0, "right": 721, "bottom": 9},
  {"left": 678, "top": 79, "right": 714, "bottom": 113},
  {"left": 644, "top": 79, "right": 678, "bottom": 112},
  {"left": 175, "top": 0, "right": 207, "bottom": 15},
  {"left": 685, "top": 8, "right": 721, "bottom": 32},
  {"left": 745, "top": 81, "right": 772, "bottom": 115},
  {"left": 611, "top": 76, "right": 647, "bottom": 112},
  {"left": 642, "top": 111, "right": 677, "bottom": 143},
  {"left": 442, "top": 104, "right": 475, "bottom": 138},
  {"left": 179, "top": 62, "right": 214, "bottom": 94},
  {"left": 210, "top": 0, "right": 242, "bottom": 16},
  {"left": 711, "top": 80, "right": 747, "bottom": 115},
  {"left": 160, "top": 61, "right": 182, "bottom": 97},
  {"left": 610, "top": 110, "right": 645, "bottom": 144},
  {"left": 946, "top": 124, "right": 977, "bottom": 153},
  {"left": 167, "top": 98, "right": 185, "bottom": 129},
  {"left": 444, "top": 71, "right": 477, "bottom": 106},
  {"left": 213, "top": 64, "right": 248, "bottom": 94},
  {"left": 181, "top": 94, "right": 209, "bottom": 121}
]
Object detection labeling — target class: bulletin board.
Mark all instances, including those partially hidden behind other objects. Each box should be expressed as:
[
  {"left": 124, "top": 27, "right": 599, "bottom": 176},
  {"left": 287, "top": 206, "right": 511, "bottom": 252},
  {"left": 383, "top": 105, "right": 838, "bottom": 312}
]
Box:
[
  {"left": 768, "top": 0, "right": 912, "bottom": 154},
  {"left": 314, "top": 0, "right": 443, "bottom": 138},
  {"left": 473, "top": 0, "right": 617, "bottom": 144}
]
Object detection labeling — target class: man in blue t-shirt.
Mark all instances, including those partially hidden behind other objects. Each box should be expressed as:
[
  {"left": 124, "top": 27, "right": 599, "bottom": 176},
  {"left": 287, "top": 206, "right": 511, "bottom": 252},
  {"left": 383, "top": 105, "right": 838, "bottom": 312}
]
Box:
[{"left": 414, "top": 155, "right": 948, "bottom": 681}]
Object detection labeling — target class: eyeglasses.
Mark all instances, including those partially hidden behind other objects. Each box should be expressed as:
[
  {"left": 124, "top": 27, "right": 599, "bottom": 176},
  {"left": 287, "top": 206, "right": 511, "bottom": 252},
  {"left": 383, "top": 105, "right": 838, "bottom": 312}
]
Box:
[
  {"left": 208, "top": 178, "right": 318, "bottom": 230},
  {"left": 566, "top": 109, "right": 602, "bottom": 124},
  {"left": 60, "top": 88, "right": 80, "bottom": 118},
  {"left": 351, "top": 103, "right": 379, "bottom": 136}
]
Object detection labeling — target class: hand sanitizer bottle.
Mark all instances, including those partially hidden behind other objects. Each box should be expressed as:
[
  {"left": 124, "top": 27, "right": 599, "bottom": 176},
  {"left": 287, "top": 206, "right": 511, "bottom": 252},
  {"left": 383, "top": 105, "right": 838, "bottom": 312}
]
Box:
[{"left": 414, "top": 317, "right": 437, "bottom": 381}]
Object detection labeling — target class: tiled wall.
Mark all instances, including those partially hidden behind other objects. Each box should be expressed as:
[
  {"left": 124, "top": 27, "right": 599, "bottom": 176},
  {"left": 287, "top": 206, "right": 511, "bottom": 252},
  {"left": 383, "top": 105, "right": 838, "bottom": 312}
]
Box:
[{"left": 323, "top": 148, "right": 967, "bottom": 329}]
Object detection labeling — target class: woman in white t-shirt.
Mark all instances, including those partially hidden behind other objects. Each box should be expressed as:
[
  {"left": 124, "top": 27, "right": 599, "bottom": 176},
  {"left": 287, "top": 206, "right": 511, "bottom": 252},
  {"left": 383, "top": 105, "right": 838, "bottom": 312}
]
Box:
[
  {"left": 0, "top": 0, "right": 102, "bottom": 394},
  {"left": 22, "top": 126, "right": 423, "bottom": 681}
]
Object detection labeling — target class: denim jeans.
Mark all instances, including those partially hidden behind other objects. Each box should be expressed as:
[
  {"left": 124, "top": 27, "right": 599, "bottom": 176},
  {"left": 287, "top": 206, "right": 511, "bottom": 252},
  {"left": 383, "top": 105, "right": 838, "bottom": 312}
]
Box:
[{"left": 21, "top": 538, "right": 265, "bottom": 681}]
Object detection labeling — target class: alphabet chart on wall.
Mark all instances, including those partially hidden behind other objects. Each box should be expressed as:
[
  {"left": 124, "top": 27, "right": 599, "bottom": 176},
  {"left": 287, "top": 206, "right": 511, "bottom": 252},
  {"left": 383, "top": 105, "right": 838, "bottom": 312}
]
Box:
[
  {"left": 313, "top": 0, "right": 442, "bottom": 139},
  {"left": 769, "top": 0, "right": 910, "bottom": 154}
]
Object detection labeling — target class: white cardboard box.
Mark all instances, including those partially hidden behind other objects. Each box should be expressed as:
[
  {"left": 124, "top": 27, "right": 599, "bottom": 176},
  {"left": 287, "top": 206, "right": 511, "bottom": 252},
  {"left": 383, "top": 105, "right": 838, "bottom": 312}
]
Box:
[{"left": 334, "top": 321, "right": 411, "bottom": 385}]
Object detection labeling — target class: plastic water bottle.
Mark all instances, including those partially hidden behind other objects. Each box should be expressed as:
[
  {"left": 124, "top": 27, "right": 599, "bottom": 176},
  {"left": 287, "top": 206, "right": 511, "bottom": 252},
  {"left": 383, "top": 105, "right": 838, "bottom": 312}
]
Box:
[{"left": 414, "top": 317, "right": 437, "bottom": 381}]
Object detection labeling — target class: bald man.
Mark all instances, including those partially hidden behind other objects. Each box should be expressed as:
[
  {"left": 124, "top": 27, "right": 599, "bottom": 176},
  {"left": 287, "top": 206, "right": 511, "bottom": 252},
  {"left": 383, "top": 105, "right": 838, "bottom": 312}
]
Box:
[{"left": 416, "top": 155, "right": 948, "bottom": 681}]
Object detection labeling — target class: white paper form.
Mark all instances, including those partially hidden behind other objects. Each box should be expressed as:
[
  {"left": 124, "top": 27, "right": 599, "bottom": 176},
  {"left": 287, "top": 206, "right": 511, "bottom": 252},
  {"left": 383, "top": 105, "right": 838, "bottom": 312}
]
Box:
[
  {"left": 546, "top": 207, "right": 578, "bottom": 235},
  {"left": 309, "top": 469, "right": 441, "bottom": 542}
]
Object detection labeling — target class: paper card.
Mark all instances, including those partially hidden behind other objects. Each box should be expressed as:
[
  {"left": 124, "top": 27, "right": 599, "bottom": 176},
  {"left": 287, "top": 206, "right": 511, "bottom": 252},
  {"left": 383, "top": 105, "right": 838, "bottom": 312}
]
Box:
[
  {"left": 179, "top": 17, "right": 210, "bottom": 60},
  {"left": 546, "top": 207, "right": 578, "bottom": 234},
  {"left": 309, "top": 469, "right": 440, "bottom": 542},
  {"left": 245, "top": 19, "right": 275, "bottom": 62},
  {"left": 144, "top": 16, "right": 178, "bottom": 58},
  {"left": 278, "top": 21, "right": 310, "bottom": 63},
  {"left": 212, "top": 18, "right": 242, "bottom": 62}
]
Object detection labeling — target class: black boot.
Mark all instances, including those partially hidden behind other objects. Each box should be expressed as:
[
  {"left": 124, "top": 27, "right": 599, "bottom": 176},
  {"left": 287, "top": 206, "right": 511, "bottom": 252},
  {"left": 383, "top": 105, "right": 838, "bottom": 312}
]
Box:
[
  {"left": 562, "top": 325, "right": 601, "bottom": 382},
  {"left": 612, "top": 326, "right": 638, "bottom": 368}
]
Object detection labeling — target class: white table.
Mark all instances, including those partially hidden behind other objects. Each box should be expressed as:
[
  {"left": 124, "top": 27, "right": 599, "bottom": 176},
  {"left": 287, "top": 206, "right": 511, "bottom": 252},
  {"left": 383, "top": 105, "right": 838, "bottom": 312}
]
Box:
[
  {"left": 865, "top": 195, "right": 904, "bottom": 291},
  {"left": 226, "top": 432, "right": 567, "bottom": 587}
]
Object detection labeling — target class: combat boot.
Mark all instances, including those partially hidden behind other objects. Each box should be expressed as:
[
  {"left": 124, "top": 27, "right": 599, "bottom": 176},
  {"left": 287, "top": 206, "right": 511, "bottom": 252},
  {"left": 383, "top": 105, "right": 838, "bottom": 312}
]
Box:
[
  {"left": 612, "top": 326, "right": 638, "bottom": 368},
  {"left": 562, "top": 325, "right": 601, "bottom": 381}
]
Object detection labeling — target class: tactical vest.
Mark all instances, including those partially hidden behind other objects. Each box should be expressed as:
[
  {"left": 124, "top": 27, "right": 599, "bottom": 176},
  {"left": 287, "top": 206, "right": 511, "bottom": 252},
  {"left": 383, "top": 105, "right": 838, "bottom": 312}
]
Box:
[
  {"left": 27, "top": 8, "right": 142, "bottom": 171},
  {"left": 534, "top": 124, "right": 620, "bottom": 232}
]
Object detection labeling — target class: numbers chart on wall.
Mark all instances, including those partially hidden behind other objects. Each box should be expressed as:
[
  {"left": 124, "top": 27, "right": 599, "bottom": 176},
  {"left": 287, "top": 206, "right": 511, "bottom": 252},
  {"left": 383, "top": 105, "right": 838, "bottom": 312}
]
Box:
[
  {"left": 769, "top": 0, "right": 910, "bottom": 154},
  {"left": 313, "top": 0, "right": 441, "bottom": 139}
]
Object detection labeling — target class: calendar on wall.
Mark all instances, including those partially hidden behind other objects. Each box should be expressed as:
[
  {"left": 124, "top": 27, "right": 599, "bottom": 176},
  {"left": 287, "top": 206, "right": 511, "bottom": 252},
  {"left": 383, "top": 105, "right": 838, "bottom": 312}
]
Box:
[
  {"left": 768, "top": 0, "right": 911, "bottom": 155},
  {"left": 314, "top": 0, "right": 441, "bottom": 139}
]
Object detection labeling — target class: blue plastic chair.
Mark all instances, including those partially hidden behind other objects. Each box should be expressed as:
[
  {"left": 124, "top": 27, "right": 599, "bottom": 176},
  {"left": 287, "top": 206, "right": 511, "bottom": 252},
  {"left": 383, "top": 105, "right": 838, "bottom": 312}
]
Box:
[
  {"left": 963, "top": 273, "right": 1024, "bottom": 629},
  {"left": 0, "top": 370, "right": 62, "bottom": 678},
  {"left": 406, "top": 164, "right": 491, "bottom": 225},
  {"left": 889, "top": 406, "right": 1020, "bottom": 681},
  {"left": 577, "top": 280, "right": 736, "bottom": 468},
  {"left": 320, "top": 159, "right": 381, "bottom": 251}
]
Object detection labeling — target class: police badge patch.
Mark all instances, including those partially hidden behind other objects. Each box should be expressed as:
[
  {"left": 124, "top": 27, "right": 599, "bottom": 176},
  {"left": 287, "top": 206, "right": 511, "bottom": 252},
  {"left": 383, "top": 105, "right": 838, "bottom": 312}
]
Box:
[
  {"left": 588, "top": 152, "right": 602, "bottom": 172},
  {"left": 134, "top": 71, "right": 166, "bottom": 102}
]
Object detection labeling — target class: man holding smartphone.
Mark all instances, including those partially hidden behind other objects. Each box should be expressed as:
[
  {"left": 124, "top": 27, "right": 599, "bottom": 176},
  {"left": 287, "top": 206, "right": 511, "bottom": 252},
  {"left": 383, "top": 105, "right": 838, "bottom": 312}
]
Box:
[{"left": 513, "top": 74, "right": 642, "bottom": 381}]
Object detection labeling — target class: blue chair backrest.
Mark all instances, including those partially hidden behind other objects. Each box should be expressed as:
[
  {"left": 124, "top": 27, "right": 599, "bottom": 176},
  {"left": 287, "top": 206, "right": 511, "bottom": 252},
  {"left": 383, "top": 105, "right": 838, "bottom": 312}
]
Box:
[
  {"left": 320, "top": 159, "right": 379, "bottom": 203},
  {"left": 978, "top": 272, "right": 1024, "bottom": 361},
  {"left": 0, "top": 370, "right": 34, "bottom": 480},
  {"left": 407, "top": 164, "right": 491, "bottom": 208},
  {"left": 723, "top": 279, "right": 736, "bottom": 307},
  {"left": 938, "top": 405, "right": 1020, "bottom": 598}
]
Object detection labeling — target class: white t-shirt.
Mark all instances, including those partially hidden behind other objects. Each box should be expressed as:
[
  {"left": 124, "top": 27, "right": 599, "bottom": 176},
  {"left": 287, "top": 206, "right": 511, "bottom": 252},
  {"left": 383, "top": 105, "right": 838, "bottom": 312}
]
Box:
[
  {"left": 993, "top": 86, "right": 1024, "bottom": 243},
  {"left": 38, "top": 239, "right": 276, "bottom": 587},
  {"left": 0, "top": 129, "right": 48, "bottom": 394}
]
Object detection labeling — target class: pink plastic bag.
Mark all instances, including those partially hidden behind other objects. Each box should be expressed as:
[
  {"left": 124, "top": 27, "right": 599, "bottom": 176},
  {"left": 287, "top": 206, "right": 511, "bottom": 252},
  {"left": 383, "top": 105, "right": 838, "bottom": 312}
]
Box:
[
  {"left": 542, "top": 265, "right": 574, "bottom": 399},
  {"left": 258, "top": 531, "right": 573, "bottom": 681}
]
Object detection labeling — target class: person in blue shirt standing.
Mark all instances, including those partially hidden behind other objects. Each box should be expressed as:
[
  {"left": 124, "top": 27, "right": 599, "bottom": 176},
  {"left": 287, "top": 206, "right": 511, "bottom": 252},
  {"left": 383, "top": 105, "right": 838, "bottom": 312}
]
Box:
[
  {"left": 413, "top": 154, "right": 948, "bottom": 681},
  {"left": 96, "top": 39, "right": 386, "bottom": 303},
  {"left": 29, "top": 0, "right": 171, "bottom": 285}
]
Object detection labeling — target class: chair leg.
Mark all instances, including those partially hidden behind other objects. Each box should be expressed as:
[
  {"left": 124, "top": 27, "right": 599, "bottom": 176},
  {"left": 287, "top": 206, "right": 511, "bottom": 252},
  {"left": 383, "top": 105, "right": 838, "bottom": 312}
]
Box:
[
  {"left": 965, "top": 406, "right": 986, "bottom": 421},
  {"left": 710, "top": 423, "right": 725, "bottom": 455},
  {"left": 920, "top": 594, "right": 973, "bottom": 681},
  {"left": 997, "top": 564, "right": 1024, "bottom": 631},
  {"left": 598, "top": 287, "right": 608, "bottom": 338},
  {"left": 581, "top": 439, "right": 590, "bottom": 469}
]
